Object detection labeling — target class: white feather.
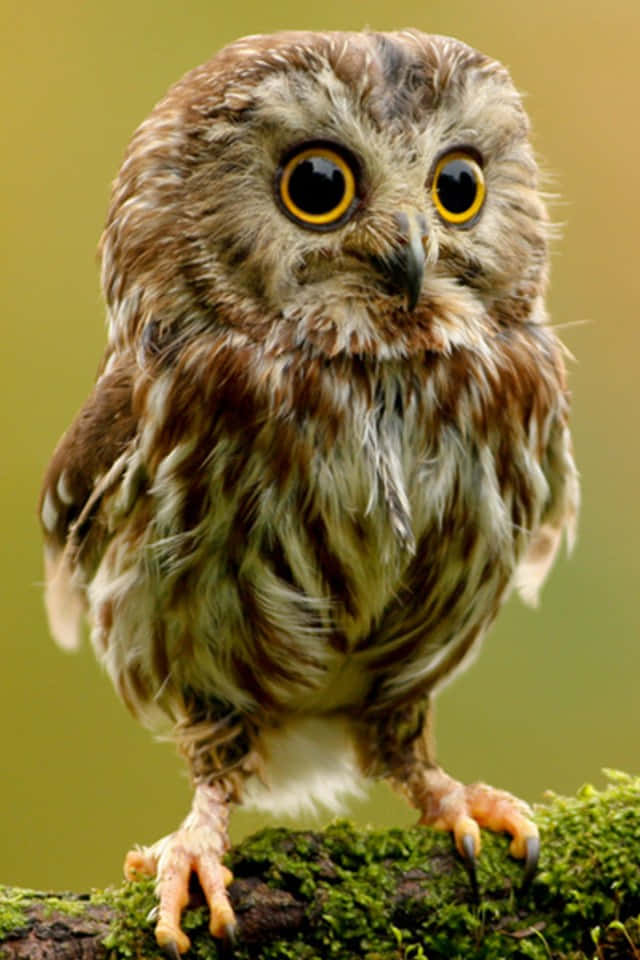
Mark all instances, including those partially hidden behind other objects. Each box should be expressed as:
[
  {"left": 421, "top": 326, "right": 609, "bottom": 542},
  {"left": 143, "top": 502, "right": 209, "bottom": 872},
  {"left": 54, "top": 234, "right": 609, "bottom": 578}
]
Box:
[{"left": 242, "top": 716, "right": 365, "bottom": 817}]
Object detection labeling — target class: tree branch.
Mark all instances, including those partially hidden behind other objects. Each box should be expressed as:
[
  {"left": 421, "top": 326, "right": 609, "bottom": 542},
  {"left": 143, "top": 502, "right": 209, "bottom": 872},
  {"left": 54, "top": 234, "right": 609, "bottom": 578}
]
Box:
[{"left": 2, "top": 772, "right": 640, "bottom": 959}]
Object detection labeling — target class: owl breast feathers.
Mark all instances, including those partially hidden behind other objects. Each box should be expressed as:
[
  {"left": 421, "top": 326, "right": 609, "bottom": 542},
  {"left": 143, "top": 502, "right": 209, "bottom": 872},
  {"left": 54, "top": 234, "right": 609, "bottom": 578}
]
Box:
[{"left": 40, "top": 29, "right": 577, "bottom": 920}]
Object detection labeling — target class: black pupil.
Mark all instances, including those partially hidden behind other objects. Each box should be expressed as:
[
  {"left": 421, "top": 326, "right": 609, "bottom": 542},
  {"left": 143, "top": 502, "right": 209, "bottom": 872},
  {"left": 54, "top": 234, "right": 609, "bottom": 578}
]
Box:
[
  {"left": 288, "top": 156, "right": 346, "bottom": 215},
  {"left": 436, "top": 159, "right": 478, "bottom": 214}
]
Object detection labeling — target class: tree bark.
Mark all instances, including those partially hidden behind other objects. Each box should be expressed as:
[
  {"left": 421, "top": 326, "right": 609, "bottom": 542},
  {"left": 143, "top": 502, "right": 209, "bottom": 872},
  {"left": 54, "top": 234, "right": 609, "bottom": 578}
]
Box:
[{"left": 2, "top": 772, "right": 639, "bottom": 960}]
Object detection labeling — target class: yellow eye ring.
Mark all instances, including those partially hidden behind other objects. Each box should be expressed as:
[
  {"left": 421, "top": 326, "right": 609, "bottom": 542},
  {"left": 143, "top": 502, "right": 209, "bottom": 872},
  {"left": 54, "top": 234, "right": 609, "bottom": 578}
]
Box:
[
  {"left": 278, "top": 144, "right": 358, "bottom": 230},
  {"left": 431, "top": 151, "right": 485, "bottom": 225}
]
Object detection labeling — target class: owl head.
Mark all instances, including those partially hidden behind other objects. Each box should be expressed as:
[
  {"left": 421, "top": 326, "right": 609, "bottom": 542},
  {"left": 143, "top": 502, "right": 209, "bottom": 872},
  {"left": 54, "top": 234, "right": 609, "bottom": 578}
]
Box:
[{"left": 100, "top": 30, "right": 549, "bottom": 359}]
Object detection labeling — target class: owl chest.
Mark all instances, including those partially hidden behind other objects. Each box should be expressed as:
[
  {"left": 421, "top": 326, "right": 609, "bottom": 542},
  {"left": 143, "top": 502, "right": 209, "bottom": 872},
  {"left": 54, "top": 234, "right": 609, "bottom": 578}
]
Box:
[
  {"left": 148, "top": 360, "right": 537, "bottom": 711},
  {"left": 204, "top": 378, "right": 516, "bottom": 647}
]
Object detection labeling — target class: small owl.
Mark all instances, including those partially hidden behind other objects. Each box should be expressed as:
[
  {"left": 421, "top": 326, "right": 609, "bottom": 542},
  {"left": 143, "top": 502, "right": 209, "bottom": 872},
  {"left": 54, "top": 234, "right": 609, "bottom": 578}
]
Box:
[{"left": 39, "top": 30, "right": 578, "bottom": 954}]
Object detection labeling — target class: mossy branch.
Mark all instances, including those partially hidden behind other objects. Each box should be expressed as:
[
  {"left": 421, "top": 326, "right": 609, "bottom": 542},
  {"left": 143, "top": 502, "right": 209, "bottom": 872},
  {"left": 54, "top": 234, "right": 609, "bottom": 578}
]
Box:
[{"left": 2, "top": 772, "right": 640, "bottom": 960}]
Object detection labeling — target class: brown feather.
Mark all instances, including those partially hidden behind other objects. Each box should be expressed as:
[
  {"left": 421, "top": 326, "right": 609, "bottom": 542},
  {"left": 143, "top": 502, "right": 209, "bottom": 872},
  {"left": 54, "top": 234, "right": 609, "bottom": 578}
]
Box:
[{"left": 40, "top": 27, "right": 578, "bottom": 808}]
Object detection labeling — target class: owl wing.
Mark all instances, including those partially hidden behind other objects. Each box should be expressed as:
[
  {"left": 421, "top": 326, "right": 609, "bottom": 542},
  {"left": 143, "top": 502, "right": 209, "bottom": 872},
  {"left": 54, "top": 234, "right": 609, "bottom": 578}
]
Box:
[
  {"left": 38, "top": 353, "right": 138, "bottom": 649},
  {"left": 514, "top": 410, "right": 579, "bottom": 606}
]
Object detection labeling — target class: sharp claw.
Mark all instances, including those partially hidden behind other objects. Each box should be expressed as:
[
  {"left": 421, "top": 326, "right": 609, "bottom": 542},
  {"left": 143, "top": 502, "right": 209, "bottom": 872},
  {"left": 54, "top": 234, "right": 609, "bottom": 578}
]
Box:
[
  {"left": 146, "top": 905, "right": 159, "bottom": 924},
  {"left": 459, "top": 833, "right": 479, "bottom": 902},
  {"left": 218, "top": 921, "right": 237, "bottom": 958},
  {"left": 459, "top": 831, "right": 476, "bottom": 865},
  {"left": 162, "top": 943, "right": 183, "bottom": 960},
  {"left": 519, "top": 834, "right": 540, "bottom": 893}
]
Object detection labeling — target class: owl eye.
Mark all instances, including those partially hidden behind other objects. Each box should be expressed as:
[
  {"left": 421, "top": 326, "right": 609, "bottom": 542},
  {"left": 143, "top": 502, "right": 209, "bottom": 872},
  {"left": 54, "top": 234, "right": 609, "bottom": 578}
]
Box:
[
  {"left": 277, "top": 143, "right": 359, "bottom": 230},
  {"left": 431, "top": 151, "right": 485, "bottom": 225}
]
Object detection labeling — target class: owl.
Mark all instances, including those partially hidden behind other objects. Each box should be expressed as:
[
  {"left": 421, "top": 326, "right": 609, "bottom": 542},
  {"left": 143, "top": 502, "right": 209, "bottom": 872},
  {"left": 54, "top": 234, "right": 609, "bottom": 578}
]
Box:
[{"left": 39, "top": 29, "right": 578, "bottom": 955}]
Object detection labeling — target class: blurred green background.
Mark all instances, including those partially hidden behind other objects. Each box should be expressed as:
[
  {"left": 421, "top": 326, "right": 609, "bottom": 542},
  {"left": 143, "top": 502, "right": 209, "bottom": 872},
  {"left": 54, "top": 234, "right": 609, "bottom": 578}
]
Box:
[{"left": 2, "top": 0, "right": 638, "bottom": 892}]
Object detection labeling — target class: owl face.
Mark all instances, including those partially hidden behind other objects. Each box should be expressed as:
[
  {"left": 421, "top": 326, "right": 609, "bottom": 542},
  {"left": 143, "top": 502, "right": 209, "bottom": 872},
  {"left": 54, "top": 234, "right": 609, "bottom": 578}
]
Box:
[{"left": 102, "top": 31, "right": 548, "bottom": 358}]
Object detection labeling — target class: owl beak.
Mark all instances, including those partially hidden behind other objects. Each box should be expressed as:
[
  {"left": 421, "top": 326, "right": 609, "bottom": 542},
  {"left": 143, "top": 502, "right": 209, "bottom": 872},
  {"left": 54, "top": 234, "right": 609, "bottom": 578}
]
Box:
[{"left": 385, "top": 211, "right": 428, "bottom": 312}]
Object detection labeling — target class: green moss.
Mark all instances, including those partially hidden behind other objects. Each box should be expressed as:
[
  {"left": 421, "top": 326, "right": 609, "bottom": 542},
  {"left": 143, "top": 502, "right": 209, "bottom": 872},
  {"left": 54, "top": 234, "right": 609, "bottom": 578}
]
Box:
[
  {"left": 41, "top": 894, "right": 90, "bottom": 918},
  {"left": 0, "top": 888, "right": 29, "bottom": 939},
  {"left": 2, "top": 772, "right": 640, "bottom": 959},
  {"left": 95, "top": 876, "right": 159, "bottom": 957}
]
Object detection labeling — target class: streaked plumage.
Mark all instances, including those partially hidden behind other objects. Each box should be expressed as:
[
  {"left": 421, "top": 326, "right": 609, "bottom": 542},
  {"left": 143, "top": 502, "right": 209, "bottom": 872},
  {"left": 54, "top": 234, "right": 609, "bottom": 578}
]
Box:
[{"left": 40, "top": 29, "right": 578, "bottom": 953}]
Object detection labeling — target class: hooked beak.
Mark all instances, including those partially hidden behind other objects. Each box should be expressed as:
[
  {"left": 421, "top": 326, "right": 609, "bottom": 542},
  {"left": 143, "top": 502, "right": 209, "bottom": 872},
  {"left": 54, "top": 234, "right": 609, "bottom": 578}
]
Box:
[{"left": 380, "top": 211, "right": 428, "bottom": 312}]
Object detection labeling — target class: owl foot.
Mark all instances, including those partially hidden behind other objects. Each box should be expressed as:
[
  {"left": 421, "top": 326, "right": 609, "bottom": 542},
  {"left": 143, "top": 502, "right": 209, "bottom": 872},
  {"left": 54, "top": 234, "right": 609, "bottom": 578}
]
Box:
[
  {"left": 416, "top": 768, "right": 539, "bottom": 887},
  {"left": 124, "top": 782, "right": 235, "bottom": 954}
]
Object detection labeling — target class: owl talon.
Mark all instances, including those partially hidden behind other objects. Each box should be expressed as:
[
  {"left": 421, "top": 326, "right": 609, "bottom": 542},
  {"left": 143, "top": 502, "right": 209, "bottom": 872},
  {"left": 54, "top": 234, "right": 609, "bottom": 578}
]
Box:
[
  {"left": 123, "top": 784, "right": 235, "bottom": 953},
  {"left": 155, "top": 921, "right": 191, "bottom": 955},
  {"left": 459, "top": 830, "right": 477, "bottom": 864},
  {"left": 161, "top": 942, "right": 183, "bottom": 960},
  {"left": 413, "top": 768, "right": 539, "bottom": 892},
  {"left": 520, "top": 834, "right": 540, "bottom": 892},
  {"left": 218, "top": 922, "right": 238, "bottom": 958},
  {"left": 459, "top": 833, "right": 479, "bottom": 901},
  {"left": 223, "top": 921, "right": 237, "bottom": 943}
]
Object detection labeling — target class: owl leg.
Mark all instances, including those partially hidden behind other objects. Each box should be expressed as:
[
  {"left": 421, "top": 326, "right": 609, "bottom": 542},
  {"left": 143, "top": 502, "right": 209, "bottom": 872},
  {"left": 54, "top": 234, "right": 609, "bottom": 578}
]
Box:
[
  {"left": 124, "top": 780, "right": 236, "bottom": 954},
  {"left": 405, "top": 768, "right": 539, "bottom": 891},
  {"left": 358, "top": 699, "right": 539, "bottom": 887},
  {"left": 124, "top": 707, "right": 255, "bottom": 954}
]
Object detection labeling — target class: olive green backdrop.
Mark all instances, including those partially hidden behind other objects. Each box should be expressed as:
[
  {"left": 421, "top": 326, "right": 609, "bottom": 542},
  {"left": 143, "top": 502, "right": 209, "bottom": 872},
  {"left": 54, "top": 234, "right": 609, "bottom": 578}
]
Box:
[{"left": 2, "top": 0, "right": 638, "bottom": 891}]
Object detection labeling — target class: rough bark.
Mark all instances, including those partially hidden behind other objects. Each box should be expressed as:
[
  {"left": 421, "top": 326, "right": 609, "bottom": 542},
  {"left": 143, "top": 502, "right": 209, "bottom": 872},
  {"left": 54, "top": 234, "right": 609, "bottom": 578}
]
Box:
[{"left": 2, "top": 772, "right": 639, "bottom": 960}]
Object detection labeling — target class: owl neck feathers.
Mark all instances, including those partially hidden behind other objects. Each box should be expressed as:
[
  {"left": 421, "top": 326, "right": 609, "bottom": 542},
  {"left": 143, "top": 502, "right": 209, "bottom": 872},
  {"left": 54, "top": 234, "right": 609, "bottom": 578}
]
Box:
[{"left": 105, "top": 273, "right": 544, "bottom": 369}]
